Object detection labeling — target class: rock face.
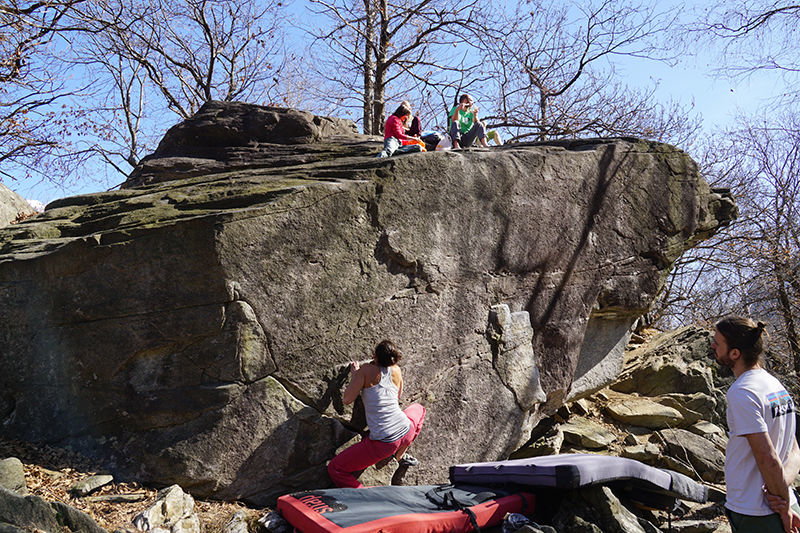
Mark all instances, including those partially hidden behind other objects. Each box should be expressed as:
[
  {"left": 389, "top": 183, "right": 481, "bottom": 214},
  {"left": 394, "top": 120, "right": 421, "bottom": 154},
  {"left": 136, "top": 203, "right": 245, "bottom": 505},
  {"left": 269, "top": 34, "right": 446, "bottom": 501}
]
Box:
[
  {"left": 0, "top": 183, "right": 34, "bottom": 227},
  {"left": 0, "top": 102, "right": 735, "bottom": 504},
  {"left": 125, "top": 101, "right": 362, "bottom": 188}
]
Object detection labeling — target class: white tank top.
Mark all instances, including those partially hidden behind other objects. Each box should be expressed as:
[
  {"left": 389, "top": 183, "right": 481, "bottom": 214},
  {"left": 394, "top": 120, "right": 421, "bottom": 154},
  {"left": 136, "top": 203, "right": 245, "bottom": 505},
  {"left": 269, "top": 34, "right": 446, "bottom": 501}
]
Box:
[{"left": 361, "top": 366, "right": 411, "bottom": 442}]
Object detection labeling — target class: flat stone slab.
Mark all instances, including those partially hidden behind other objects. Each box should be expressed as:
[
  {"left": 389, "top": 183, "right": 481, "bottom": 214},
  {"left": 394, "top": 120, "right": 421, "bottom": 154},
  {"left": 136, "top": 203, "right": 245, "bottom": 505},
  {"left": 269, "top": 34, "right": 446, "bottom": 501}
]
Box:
[
  {"left": 561, "top": 416, "right": 616, "bottom": 449},
  {"left": 83, "top": 492, "right": 147, "bottom": 503},
  {"left": 605, "top": 395, "right": 684, "bottom": 429},
  {"left": 70, "top": 474, "right": 114, "bottom": 497}
]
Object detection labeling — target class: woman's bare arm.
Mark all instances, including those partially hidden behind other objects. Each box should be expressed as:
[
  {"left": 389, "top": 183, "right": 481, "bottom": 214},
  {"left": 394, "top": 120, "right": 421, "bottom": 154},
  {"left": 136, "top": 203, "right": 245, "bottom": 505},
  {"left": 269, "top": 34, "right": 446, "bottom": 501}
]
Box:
[
  {"left": 343, "top": 363, "right": 364, "bottom": 405},
  {"left": 392, "top": 365, "right": 404, "bottom": 398}
]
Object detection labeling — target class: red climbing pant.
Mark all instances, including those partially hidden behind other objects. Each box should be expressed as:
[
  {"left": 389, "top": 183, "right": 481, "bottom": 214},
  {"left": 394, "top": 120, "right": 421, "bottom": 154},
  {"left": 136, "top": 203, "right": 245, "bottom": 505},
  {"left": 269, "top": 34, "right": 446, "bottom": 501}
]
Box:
[{"left": 328, "top": 403, "right": 426, "bottom": 488}]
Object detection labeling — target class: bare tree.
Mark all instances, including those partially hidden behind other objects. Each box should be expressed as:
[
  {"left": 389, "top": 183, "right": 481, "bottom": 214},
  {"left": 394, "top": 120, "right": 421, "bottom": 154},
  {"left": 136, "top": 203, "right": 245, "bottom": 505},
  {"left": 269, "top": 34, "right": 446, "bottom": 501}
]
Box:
[
  {"left": 305, "top": 0, "right": 488, "bottom": 134},
  {"left": 75, "top": 0, "right": 289, "bottom": 117},
  {"left": 58, "top": 0, "right": 290, "bottom": 177},
  {"left": 0, "top": 0, "right": 91, "bottom": 181},
  {"left": 708, "top": 3, "right": 800, "bottom": 37},
  {"left": 653, "top": 2, "right": 800, "bottom": 371},
  {"left": 0, "top": 0, "right": 291, "bottom": 185},
  {"left": 479, "top": 0, "right": 698, "bottom": 144},
  {"left": 693, "top": 2, "right": 800, "bottom": 91},
  {"left": 731, "top": 118, "right": 800, "bottom": 370}
]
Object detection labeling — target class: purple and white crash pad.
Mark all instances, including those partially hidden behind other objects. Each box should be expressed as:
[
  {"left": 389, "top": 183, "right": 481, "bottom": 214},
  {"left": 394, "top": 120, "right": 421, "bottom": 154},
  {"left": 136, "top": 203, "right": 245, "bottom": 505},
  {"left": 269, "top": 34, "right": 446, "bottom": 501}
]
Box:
[{"left": 449, "top": 453, "right": 708, "bottom": 508}]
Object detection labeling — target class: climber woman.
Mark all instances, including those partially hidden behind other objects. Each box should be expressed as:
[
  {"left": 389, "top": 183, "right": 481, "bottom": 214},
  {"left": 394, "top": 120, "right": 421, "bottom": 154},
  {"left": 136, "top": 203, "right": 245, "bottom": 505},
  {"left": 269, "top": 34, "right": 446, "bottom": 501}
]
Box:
[{"left": 327, "top": 340, "right": 426, "bottom": 488}]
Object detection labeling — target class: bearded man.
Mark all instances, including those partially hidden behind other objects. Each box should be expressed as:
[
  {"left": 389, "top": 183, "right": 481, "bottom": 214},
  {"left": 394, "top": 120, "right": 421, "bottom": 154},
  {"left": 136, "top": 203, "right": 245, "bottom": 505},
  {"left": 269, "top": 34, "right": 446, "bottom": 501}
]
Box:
[{"left": 713, "top": 316, "right": 800, "bottom": 532}]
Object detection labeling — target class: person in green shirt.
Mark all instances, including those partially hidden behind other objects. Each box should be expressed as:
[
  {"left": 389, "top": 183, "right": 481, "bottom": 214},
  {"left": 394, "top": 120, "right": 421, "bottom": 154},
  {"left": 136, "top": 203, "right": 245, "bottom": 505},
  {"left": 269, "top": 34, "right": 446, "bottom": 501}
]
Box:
[{"left": 448, "top": 94, "right": 489, "bottom": 149}]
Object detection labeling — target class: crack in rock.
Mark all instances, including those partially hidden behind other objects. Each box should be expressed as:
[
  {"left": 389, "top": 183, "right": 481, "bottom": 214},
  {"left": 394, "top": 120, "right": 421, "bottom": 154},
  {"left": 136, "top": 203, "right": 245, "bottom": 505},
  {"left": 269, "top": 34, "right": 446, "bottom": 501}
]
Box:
[
  {"left": 374, "top": 232, "right": 439, "bottom": 295},
  {"left": 362, "top": 187, "right": 440, "bottom": 296}
]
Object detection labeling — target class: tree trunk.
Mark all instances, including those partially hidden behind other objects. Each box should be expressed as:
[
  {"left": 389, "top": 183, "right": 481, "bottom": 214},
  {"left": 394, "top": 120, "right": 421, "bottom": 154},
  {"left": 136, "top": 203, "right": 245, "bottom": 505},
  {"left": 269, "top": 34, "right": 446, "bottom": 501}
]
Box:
[
  {"left": 362, "top": 0, "right": 375, "bottom": 134},
  {"left": 538, "top": 90, "right": 547, "bottom": 141},
  {"left": 775, "top": 265, "right": 800, "bottom": 372},
  {"left": 371, "top": 0, "right": 388, "bottom": 135}
]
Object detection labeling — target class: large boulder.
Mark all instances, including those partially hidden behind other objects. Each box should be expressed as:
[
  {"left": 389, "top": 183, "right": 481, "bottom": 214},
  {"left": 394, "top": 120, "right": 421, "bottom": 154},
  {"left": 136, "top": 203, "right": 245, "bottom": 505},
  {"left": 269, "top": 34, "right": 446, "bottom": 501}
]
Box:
[
  {"left": 0, "top": 102, "right": 735, "bottom": 504},
  {"left": 0, "top": 183, "right": 34, "bottom": 227}
]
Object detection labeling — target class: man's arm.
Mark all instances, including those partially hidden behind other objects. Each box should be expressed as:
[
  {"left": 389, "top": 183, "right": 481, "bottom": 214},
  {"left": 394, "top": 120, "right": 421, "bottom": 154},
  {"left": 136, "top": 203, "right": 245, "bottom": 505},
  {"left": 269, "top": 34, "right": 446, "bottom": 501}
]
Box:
[
  {"left": 746, "top": 432, "right": 800, "bottom": 531},
  {"left": 766, "top": 438, "right": 800, "bottom": 513},
  {"left": 784, "top": 437, "right": 800, "bottom": 487}
]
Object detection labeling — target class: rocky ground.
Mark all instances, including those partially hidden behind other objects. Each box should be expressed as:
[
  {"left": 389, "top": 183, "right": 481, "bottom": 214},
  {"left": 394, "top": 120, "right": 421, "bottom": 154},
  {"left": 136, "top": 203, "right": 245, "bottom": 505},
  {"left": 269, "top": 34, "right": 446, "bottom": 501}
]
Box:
[
  {"left": 4, "top": 324, "right": 796, "bottom": 532},
  {"left": 499, "top": 325, "right": 734, "bottom": 533},
  {"left": 0, "top": 438, "right": 264, "bottom": 531}
]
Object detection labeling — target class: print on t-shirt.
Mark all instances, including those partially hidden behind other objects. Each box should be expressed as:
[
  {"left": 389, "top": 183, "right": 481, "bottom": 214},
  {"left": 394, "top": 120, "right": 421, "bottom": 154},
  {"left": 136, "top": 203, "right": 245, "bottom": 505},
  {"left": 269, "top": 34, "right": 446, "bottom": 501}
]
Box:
[{"left": 768, "top": 390, "right": 795, "bottom": 418}]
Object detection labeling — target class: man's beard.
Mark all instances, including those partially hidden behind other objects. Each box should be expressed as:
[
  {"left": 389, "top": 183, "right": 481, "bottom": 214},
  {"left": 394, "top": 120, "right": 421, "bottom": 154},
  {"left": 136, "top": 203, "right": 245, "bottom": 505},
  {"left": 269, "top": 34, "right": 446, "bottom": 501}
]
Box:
[{"left": 712, "top": 349, "right": 735, "bottom": 377}]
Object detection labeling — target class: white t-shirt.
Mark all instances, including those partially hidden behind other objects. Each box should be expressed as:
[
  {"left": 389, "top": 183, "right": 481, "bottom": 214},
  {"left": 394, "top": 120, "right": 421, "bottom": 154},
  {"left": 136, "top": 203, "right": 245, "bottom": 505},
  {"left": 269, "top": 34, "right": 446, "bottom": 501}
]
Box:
[{"left": 726, "top": 368, "right": 797, "bottom": 515}]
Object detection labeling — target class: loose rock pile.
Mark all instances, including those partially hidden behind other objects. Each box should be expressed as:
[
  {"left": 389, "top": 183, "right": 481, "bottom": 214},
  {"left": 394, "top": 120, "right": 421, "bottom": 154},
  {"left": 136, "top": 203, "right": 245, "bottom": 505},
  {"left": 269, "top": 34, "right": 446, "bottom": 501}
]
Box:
[
  {"left": 508, "top": 325, "right": 735, "bottom": 532},
  {"left": 0, "top": 439, "right": 259, "bottom": 532}
]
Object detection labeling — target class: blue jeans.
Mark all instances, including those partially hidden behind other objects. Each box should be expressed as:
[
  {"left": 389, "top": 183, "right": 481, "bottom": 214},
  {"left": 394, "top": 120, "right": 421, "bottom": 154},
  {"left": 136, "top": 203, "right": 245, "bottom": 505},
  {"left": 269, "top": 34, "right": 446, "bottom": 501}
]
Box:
[
  {"left": 376, "top": 137, "right": 401, "bottom": 158},
  {"left": 449, "top": 121, "right": 486, "bottom": 148}
]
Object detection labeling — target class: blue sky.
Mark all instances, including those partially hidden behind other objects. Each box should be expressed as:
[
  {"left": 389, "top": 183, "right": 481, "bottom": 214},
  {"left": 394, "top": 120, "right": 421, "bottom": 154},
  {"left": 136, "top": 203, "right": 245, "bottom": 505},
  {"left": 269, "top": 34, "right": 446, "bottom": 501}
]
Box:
[
  {"left": 6, "top": 0, "right": 792, "bottom": 207},
  {"left": 629, "top": 54, "right": 782, "bottom": 131}
]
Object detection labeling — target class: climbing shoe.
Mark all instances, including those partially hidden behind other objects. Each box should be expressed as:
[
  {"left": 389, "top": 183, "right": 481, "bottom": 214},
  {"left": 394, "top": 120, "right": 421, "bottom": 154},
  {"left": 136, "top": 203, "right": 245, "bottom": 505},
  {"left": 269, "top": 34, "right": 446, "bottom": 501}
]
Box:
[{"left": 398, "top": 454, "right": 419, "bottom": 467}]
